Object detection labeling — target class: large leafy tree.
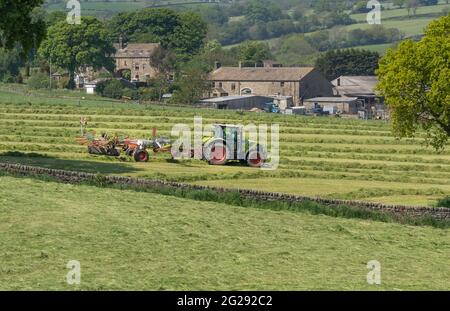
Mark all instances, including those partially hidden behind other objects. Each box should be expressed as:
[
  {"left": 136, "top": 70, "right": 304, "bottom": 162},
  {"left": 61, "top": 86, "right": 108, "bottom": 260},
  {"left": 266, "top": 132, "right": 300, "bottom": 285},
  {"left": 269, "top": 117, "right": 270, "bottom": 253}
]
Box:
[
  {"left": 171, "top": 59, "right": 209, "bottom": 105},
  {"left": 0, "top": 47, "right": 24, "bottom": 82},
  {"left": 315, "top": 49, "right": 380, "bottom": 80},
  {"left": 38, "top": 17, "right": 115, "bottom": 89},
  {"left": 237, "top": 41, "right": 272, "bottom": 66},
  {"left": 108, "top": 8, "right": 207, "bottom": 59},
  {"left": 171, "top": 12, "right": 208, "bottom": 58},
  {"left": 377, "top": 14, "right": 450, "bottom": 150},
  {"left": 0, "top": 0, "right": 46, "bottom": 55}
]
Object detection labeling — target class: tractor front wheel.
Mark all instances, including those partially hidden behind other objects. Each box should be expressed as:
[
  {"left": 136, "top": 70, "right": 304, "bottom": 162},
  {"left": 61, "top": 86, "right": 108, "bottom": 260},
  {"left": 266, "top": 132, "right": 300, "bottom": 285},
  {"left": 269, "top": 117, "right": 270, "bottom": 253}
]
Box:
[
  {"left": 205, "top": 142, "right": 229, "bottom": 166},
  {"left": 247, "top": 151, "right": 264, "bottom": 168},
  {"left": 134, "top": 150, "right": 149, "bottom": 162}
]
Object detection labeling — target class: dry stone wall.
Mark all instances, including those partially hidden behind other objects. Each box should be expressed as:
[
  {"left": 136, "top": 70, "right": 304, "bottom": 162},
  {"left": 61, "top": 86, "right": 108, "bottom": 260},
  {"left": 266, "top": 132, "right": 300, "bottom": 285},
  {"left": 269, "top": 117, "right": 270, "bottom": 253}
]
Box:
[{"left": 1, "top": 162, "right": 449, "bottom": 220}]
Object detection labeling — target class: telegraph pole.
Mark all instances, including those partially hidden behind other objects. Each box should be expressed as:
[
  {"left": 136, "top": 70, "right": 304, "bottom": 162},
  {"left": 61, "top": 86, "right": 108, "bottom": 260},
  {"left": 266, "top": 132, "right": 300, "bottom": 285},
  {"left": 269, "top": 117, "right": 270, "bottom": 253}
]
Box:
[{"left": 49, "top": 59, "right": 52, "bottom": 90}]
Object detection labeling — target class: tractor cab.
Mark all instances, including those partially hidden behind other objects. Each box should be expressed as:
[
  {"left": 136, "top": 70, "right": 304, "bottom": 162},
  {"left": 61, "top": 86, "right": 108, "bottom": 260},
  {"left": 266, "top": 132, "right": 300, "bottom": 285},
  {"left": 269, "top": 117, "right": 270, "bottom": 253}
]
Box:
[{"left": 211, "top": 124, "right": 246, "bottom": 161}]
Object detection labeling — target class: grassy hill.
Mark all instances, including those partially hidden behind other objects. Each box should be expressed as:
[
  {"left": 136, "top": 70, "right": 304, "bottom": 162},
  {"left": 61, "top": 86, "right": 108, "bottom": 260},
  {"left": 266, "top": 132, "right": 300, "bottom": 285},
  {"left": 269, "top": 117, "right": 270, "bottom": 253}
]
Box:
[
  {"left": 0, "top": 84, "right": 449, "bottom": 207},
  {"left": 226, "top": 3, "right": 449, "bottom": 65},
  {"left": 0, "top": 175, "right": 449, "bottom": 290},
  {"left": 44, "top": 0, "right": 232, "bottom": 16}
]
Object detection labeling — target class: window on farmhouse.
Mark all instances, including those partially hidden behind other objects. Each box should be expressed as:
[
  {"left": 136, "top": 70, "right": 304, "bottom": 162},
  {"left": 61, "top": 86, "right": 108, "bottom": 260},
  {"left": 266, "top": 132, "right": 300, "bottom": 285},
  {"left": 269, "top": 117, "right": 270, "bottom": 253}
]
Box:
[
  {"left": 231, "top": 83, "right": 236, "bottom": 91},
  {"left": 280, "top": 82, "right": 285, "bottom": 87},
  {"left": 135, "top": 65, "right": 140, "bottom": 70}
]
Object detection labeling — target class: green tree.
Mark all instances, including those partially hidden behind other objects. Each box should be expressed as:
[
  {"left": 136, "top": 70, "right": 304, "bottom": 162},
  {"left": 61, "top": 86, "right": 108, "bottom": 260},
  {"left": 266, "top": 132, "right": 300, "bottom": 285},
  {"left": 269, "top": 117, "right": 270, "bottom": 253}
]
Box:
[
  {"left": 237, "top": 41, "right": 272, "bottom": 66},
  {"left": 0, "top": 0, "right": 46, "bottom": 55},
  {"left": 245, "top": 0, "right": 283, "bottom": 24},
  {"left": 109, "top": 9, "right": 179, "bottom": 46},
  {"left": 101, "top": 79, "right": 124, "bottom": 99},
  {"left": 171, "top": 59, "right": 209, "bottom": 105},
  {"left": 38, "top": 17, "right": 115, "bottom": 89},
  {"left": 108, "top": 9, "right": 207, "bottom": 59},
  {"left": 0, "top": 47, "right": 23, "bottom": 81},
  {"left": 197, "top": 40, "right": 238, "bottom": 69},
  {"left": 315, "top": 49, "right": 380, "bottom": 80},
  {"left": 27, "top": 72, "right": 52, "bottom": 89},
  {"left": 377, "top": 14, "right": 450, "bottom": 150},
  {"left": 171, "top": 12, "right": 208, "bottom": 58}
]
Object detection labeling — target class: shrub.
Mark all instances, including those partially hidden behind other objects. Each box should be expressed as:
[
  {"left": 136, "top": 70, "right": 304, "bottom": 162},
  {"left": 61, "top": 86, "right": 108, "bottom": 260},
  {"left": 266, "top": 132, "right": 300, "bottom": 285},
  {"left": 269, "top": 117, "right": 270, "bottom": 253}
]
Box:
[
  {"left": 437, "top": 197, "right": 450, "bottom": 208},
  {"left": 139, "top": 87, "right": 160, "bottom": 101},
  {"left": 2, "top": 73, "right": 14, "bottom": 83},
  {"left": 100, "top": 79, "right": 123, "bottom": 99},
  {"left": 27, "top": 72, "right": 51, "bottom": 89},
  {"left": 122, "top": 88, "right": 139, "bottom": 100},
  {"left": 57, "top": 76, "right": 70, "bottom": 89}
]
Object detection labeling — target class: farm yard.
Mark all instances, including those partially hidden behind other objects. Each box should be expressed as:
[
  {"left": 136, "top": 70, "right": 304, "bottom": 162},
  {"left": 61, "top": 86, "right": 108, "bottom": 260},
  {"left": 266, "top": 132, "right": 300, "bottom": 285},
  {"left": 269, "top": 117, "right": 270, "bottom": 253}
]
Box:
[{"left": 0, "top": 86, "right": 449, "bottom": 207}]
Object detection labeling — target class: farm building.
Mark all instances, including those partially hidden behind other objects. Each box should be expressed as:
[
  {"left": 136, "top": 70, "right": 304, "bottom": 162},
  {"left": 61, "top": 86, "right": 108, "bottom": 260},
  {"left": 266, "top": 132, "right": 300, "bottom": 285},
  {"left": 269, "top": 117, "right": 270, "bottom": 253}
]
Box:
[
  {"left": 332, "top": 76, "right": 378, "bottom": 96},
  {"left": 198, "top": 95, "right": 275, "bottom": 110},
  {"left": 113, "top": 38, "right": 160, "bottom": 82},
  {"left": 209, "top": 62, "right": 334, "bottom": 105},
  {"left": 332, "top": 76, "right": 385, "bottom": 115},
  {"left": 303, "top": 97, "right": 359, "bottom": 114}
]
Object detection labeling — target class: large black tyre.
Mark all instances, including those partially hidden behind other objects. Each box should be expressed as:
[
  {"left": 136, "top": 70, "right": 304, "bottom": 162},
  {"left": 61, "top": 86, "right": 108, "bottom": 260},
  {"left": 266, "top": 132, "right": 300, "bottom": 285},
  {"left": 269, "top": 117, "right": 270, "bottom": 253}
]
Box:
[{"left": 134, "top": 150, "right": 150, "bottom": 162}]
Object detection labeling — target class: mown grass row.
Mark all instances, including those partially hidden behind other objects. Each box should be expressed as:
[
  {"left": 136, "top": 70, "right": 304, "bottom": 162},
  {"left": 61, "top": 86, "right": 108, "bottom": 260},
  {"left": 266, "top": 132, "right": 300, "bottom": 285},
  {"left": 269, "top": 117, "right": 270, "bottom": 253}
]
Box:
[
  {"left": 3, "top": 132, "right": 450, "bottom": 164},
  {"left": 2, "top": 142, "right": 450, "bottom": 181},
  {"left": 1, "top": 99, "right": 449, "bottom": 206}
]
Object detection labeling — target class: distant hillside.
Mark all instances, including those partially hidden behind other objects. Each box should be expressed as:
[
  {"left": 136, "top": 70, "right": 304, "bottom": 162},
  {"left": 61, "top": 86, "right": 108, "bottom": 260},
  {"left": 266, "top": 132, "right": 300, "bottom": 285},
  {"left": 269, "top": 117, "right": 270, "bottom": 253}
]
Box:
[
  {"left": 227, "top": 2, "right": 449, "bottom": 66},
  {"left": 43, "top": 0, "right": 449, "bottom": 65}
]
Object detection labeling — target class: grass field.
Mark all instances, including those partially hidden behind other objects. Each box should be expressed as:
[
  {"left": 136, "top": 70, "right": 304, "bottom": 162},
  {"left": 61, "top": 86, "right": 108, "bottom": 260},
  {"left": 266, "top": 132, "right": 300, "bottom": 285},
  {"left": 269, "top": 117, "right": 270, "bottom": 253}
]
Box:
[
  {"left": 1, "top": 176, "right": 449, "bottom": 290},
  {"left": 350, "top": 3, "right": 449, "bottom": 22},
  {"left": 0, "top": 85, "right": 449, "bottom": 207},
  {"left": 45, "top": 0, "right": 227, "bottom": 16}
]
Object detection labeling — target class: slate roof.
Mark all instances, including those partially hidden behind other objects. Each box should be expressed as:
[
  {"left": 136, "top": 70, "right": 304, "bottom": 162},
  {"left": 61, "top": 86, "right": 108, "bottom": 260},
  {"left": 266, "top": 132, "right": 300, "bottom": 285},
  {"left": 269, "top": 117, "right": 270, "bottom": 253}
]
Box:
[
  {"left": 113, "top": 43, "right": 160, "bottom": 58},
  {"left": 304, "top": 97, "right": 359, "bottom": 103},
  {"left": 332, "top": 76, "right": 378, "bottom": 95},
  {"left": 210, "top": 67, "right": 315, "bottom": 82}
]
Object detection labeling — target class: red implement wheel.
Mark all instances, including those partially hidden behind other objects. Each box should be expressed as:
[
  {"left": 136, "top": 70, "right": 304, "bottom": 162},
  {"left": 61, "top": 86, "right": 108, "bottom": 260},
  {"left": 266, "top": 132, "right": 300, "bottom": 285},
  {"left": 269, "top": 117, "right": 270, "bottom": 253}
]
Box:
[
  {"left": 207, "top": 142, "right": 228, "bottom": 166},
  {"left": 134, "top": 150, "right": 149, "bottom": 162},
  {"left": 247, "top": 151, "right": 264, "bottom": 168}
]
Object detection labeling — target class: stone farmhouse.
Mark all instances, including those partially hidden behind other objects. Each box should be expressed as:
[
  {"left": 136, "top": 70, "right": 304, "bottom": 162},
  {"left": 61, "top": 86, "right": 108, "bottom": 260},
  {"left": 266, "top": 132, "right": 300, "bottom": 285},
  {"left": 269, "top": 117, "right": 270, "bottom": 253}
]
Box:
[
  {"left": 113, "top": 41, "right": 161, "bottom": 82},
  {"left": 209, "top": 62, "right": 334, "bottom": 105}
]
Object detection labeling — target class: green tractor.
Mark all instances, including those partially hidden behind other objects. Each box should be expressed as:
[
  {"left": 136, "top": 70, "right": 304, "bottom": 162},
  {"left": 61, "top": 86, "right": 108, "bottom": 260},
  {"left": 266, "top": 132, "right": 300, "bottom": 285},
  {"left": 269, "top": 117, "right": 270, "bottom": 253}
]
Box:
[{"left": 201, "top": 124, "right": 267, "bottom": 167}]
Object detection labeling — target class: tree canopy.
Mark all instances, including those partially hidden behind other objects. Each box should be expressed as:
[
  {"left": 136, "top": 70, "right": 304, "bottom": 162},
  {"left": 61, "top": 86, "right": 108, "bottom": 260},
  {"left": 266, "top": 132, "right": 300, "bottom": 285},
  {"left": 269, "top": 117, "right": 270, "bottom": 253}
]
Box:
[
  {"left": 0, "top": 0, "right": 46, "bottom": 55},
  {"left": 237, "top": 41, "right": 273, "bottom": 66},
  {"left": 377, "top": 14, "right": 450, "bottom": 150},
  {"left": 38, "top": 17, "right": 115, "bottom": 88},
  {"left": 315, "top": 49, "right": 380, "bottom": 80},
  {"left": 108, "top": 8, "right": 207, "bottom": 59}
]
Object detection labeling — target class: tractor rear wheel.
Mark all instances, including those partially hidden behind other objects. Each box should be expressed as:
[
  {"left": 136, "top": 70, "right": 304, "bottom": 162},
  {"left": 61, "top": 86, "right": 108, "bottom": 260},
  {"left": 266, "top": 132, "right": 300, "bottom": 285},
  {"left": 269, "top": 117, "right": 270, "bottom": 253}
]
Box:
[
  {"left": 134, "top": 150, "right": 149, "bottom": 162},
  {"left": 205, "top": 141, "right": 229, "bottom": 166},
  {"left": 247, "top": 151, "right": 264, "bottom": 168}
]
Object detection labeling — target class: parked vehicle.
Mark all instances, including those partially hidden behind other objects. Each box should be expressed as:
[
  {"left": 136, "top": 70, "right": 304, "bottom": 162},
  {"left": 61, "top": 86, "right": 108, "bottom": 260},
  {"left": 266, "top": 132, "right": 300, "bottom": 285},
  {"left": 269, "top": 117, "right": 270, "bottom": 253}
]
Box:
[{"left": 264, "top": 102, "right": 280, "bottom": 113}]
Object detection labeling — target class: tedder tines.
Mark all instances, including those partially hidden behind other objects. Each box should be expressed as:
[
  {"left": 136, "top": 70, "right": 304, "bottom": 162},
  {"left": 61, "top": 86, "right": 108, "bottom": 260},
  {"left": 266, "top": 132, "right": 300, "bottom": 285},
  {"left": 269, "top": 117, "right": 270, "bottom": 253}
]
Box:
[{"left": 77, "top": 120, "right": 267, "bottom": 167}]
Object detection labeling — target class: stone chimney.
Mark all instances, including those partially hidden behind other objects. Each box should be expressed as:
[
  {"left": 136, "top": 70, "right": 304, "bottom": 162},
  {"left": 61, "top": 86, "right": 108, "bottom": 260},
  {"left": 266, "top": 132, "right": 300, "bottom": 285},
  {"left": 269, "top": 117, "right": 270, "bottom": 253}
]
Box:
[
  {"left": 337, "top": 78, "right": 341, "bottom": 86},
  {"left": 238, "top": 61, "right": 242, "bottom": 69},
  {"left": 119, "top": 35, "right": 124, "bottom": 49}
]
